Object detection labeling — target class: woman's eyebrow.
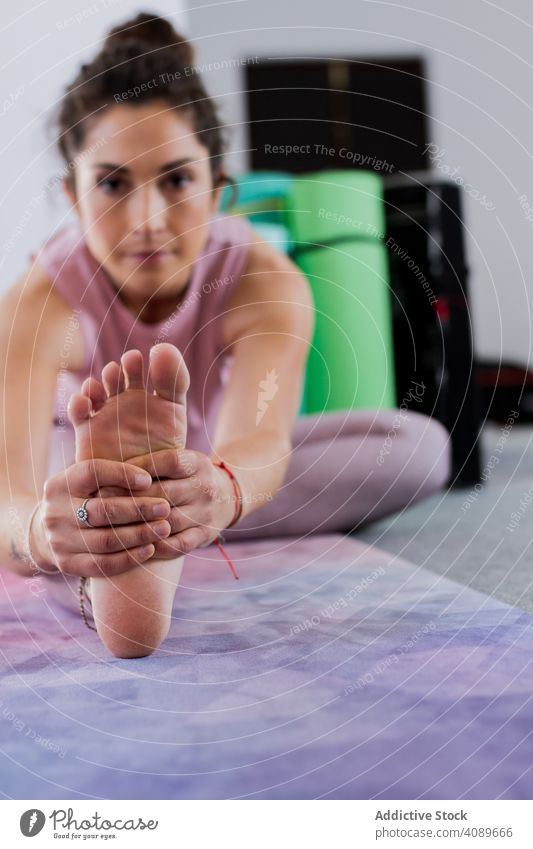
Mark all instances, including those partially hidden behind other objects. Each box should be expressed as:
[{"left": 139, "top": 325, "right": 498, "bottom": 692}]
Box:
[{"left": 92, "top": 158, "right": 195, "bottom": 173}]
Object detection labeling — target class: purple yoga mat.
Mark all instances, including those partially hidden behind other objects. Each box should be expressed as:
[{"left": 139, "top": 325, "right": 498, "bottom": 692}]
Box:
[{"left": 1, "top": 533, "right": 532, "bottom": 799}]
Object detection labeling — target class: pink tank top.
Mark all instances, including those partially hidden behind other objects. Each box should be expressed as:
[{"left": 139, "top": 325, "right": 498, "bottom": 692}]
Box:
[{"left": 32, "top": 214, "right": 254, "bottom": 478}]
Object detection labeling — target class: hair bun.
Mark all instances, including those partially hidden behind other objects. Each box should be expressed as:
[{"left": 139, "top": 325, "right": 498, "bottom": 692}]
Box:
[{"left": 103, "top": 11, "right": 195, "bottom": 66}]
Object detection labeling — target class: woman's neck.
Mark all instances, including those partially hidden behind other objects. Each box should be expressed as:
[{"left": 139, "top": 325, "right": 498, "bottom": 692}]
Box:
[
  {"left": 129, "top": 290, "right": 190, "bottom": 324},
  {"left": 108, "top": 276, "right": 193, "bottom": 324}
]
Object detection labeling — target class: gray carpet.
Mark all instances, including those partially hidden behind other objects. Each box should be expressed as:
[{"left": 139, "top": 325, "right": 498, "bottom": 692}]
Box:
[{"left": 353, "top": 421, "right": 533, "bottom": 614}]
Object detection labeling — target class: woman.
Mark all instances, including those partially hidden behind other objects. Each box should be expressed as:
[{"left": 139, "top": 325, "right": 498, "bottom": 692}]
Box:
[{"left": 0, "top": 13, "right": 450, "bottom": 658}]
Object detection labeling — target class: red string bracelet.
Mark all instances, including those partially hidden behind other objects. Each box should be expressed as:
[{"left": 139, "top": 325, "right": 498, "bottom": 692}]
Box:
[
  {"left": 211, "top": 459, "right": 244, "bottom": 580},
  {"left": 213, "top": 535, "right": 239, "bottom": 580}
]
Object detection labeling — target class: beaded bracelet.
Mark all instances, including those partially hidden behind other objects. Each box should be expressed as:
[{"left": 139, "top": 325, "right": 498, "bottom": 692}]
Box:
[
  {"left": 24, "top": 502, "right": 59, "bottom": 576},
  {"left": 79, "top": 577, "right": 97, "bottom": 631}
]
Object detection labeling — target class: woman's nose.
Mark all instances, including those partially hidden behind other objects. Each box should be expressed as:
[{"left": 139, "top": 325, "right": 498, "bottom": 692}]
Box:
[{"left": 129, "top": 184, "right": 167, "bottom": 235}]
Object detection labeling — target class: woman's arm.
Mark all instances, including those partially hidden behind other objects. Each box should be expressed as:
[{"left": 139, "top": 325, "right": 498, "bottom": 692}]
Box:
[
  {"left": 0, "top": 262, "right": 169, "bottom": 578},
  {"left": 209, "top": 237, "right": 315, "bottom": 516},
  {"left": 0, "top": 263, "right": 77, "bottom": 575},
  {"left": 127, "top": 237, "right": 315, "bottom": 557}
]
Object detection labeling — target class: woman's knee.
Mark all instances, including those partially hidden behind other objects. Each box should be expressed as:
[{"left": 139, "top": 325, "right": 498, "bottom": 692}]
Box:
[{"left": 405, "top": 411, "right": 452, "bottom": 494}]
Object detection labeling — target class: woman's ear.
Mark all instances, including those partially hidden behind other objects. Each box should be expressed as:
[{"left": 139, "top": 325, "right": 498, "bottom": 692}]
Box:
[
  {"left": 63, "top": 175, "right": 77, "bottom": 209},
  {"left": 211, "top": 185, "right": 223, "bottom": 213},
  {"left": 211, "top": 170, "right": 229, "bottom": 212}
]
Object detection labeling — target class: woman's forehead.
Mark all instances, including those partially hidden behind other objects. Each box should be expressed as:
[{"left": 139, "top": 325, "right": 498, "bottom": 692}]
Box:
[{"left": 80, "top": 103, "right": 207, "bottom": 168}]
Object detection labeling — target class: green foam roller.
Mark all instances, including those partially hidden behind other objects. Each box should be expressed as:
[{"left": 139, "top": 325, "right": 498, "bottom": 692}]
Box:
[
  {"left": 298, "top": 242, "right": 395, "bottom": 411},
  {"left": 285, "top": 170, "right": 396, "bottom": 413}
]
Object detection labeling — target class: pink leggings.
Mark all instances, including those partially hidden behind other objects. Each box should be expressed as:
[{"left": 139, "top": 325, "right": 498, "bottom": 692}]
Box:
[{"left": 221, "top": 407, "right": 451, "bottom": 541}]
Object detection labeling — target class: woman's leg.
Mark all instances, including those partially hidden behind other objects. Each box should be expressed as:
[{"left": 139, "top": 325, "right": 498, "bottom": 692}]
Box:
[
  {"left": 222, "top": 407, "right": 451, "bottom": 540},
  {"left": 86, "top": 555, "right": 184, "bottom": 657},
  {"left": 67, "top": 345, "right": 190, "bottom": 656}
]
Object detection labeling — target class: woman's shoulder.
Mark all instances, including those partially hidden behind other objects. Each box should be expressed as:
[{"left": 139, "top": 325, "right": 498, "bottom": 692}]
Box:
[
  {"left": 209, "top": 212, "right": 257, "bottom": 242},
  {"left": 209, "top": 213, "right": 282, "bottom": 276},
  {"left": 223, "top": 216, "right": 302, "bottom": 283},
  {"left": 30, "top": 221, "right": 85, "bottom": 281},
  {"left": 219, "top": 220, "right": 313, "bottom": 350},
  {"left": 206, "top": 213, "right": 260, "bottom": 266},
  {"left": 1, "top": 232, "right": 86, "bottom": 371},
  {"left": 7, "top": 241, "right": 75, "bottom": 317}
]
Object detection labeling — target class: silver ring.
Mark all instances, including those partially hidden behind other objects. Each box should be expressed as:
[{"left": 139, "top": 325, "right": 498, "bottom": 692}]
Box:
[{"left": 76, "top": 498, "right": 95, "bottom": 528}]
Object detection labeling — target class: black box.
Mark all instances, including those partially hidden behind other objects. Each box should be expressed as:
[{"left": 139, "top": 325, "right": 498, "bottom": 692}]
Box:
[{"left": 383, "top": 172, "right": 482, "bottom": 487}]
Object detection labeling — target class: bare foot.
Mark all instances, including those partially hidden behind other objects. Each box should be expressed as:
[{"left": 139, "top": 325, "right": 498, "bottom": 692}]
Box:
[
  {"left": 68, "top": 343, "right": 189, "bottom": 463},
  {"left": 67, "top": 343, "right": 190, "bottom": 658}
]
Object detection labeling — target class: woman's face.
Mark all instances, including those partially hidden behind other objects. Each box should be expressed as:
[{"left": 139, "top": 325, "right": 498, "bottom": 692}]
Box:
[{"left": 65, "top": 100, "right": 223, "bottom": 316}]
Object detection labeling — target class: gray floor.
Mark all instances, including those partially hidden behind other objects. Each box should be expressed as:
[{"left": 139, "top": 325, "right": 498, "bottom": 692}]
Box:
[{"left": 353, "top": 421, "right": 533, "bottom": 614}]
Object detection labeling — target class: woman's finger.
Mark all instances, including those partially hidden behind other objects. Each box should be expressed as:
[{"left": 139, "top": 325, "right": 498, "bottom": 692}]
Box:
[
  {"left": 151, "top": 534, "right": 189, "bottom": 558},
  {"left": 77, "top": 519, "right": 171, "bottom": 554},
  {"left": 130, "top": 477, "right": 191, "bottom": 505},
  {"left": 129, "top": 447, "right": 198, "bottom": 481},
  {"left": 152, "top": 525, "right": 210, "bottom": 559},
  {"left": 95, "top": 485, "right": 130, "bottom": 498},
  {"left": 74, "top": 495, "right": 171, "bottom": 526},
  {"left": 57, "top": 458, "right": 153, "bottom": 498},
  {"left": 65, "top": 543, "right": 156, "bottom": 579},
  {"left": 165, "top": 503, "right": 202, "bottom": 533},
  {"left": 96, "top": 477, "right": 193, "bottom": 503}
]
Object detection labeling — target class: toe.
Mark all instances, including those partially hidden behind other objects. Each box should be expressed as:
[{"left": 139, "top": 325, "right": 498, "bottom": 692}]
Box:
[
  {"left": 148, "top": 343, "right": 190, "bottom": 403},
  {"left": 67, "top": 393, "right": 93, "bottom": 428},
  {"left": 121, "top": 349, "right": 145, "bottom": 390},
  {"left": 101, "top": 361, "right": 125, "bottom": 397},
  {"left": 81, "top": 377, "right": 107, "bottom": 412}
]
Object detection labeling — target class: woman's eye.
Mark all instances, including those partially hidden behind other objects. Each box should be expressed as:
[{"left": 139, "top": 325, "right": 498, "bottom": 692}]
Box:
[
  {"left": 164, "top": 173, "right": 191, "bottom": 189},
  {"left": 96, "top": 177, "right": 124, "bottom": 193}
]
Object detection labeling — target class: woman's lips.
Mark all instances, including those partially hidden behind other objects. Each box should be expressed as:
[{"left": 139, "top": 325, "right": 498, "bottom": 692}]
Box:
[{"left": 127, "top": 250, "right": 173, "bottom": 266}]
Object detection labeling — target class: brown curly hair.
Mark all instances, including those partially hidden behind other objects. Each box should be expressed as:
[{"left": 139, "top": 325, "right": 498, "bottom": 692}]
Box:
[{"left": 53, "top": 10, "right": 238, "bottom": 205}]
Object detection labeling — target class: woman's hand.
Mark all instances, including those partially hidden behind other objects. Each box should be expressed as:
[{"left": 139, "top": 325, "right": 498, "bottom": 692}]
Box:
[
  {"left": 99, "top": 449, "right": 236, "bottom": 559},
  {"left": 31, "top": 459, "right": 173, "bottom": 578}
]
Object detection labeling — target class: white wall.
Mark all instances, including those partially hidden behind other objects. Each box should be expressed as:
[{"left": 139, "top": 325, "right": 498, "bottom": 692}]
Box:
[
  {"left": 0, "top": 0, "right": 189, "bottom": 285},
  {"left": 185, "top": 0, "right": 533, "bottom": 365}
]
